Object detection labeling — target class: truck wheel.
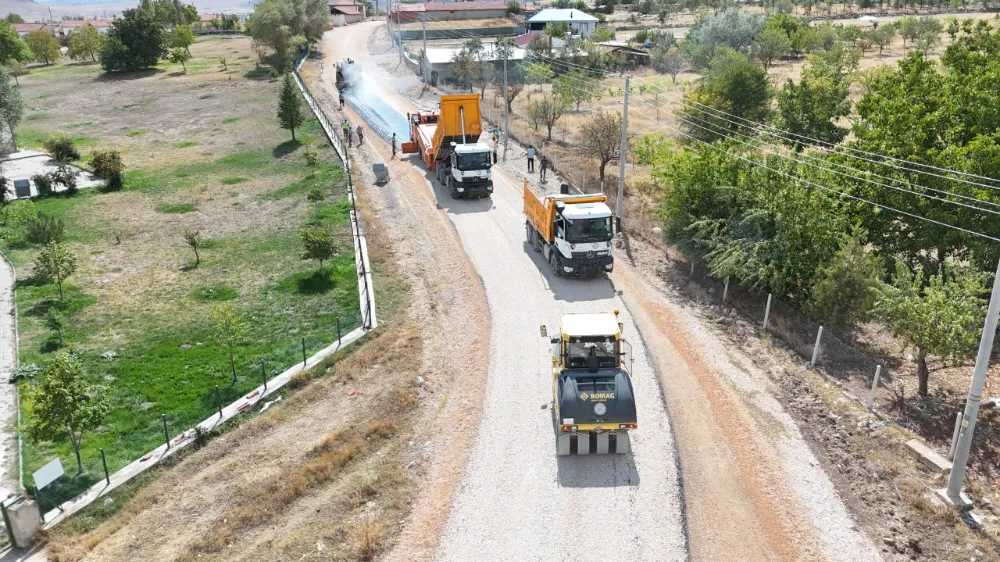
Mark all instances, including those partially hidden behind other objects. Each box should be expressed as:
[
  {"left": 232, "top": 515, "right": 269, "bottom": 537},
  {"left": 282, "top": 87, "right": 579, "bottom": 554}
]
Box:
[
  {"left": 534, "top": 232, "right": 542, "bottom": 253},
  {"left": 550, "top": 253, "right": 562, "bottom": 277},
  {"left": 447, "top": 176, "right": 459, "bottom": 199},
  {"left": 525, "top": 222, "right": 533, "bottom": 245}
]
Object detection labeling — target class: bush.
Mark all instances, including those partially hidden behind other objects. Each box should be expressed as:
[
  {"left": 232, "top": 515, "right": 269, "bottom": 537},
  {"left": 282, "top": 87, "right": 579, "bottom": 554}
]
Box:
[
  {"left": 303, "top": 148, "right": 318, "bottom": 166},
  {"left": 31, "top": 173, "right": 53, "bottom": 197},
  {"left": 24, "top": 213, "right": 64, "bottom": 245},
  {"left": 50, "top": 164, "right": 79, "bottom": 194},
  {"left": 90, "top": 148, "right": 125, "bottom": 190},
  {"left": 43, "top": 134, "right": 81, "bottom": 162},
  {"left": 307, "top": 188, "right": 325, "bottom": 202}
]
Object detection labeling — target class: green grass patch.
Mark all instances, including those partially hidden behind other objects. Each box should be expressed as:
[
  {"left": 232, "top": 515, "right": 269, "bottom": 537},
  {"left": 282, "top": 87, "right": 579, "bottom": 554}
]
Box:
[
  {"left": 192, "top": 284, "right": 239, "bottom": 301},
  {"left": 173, "top": 141, "right": 199, "bottom": 148},
  {"left": 156, "top": 203, "right": 197, "bottom": 214},
  {"left": 222, "top": 117, "right": 240, "bottom": 124},
  {"left": 25, "top": 113, "right": 48, "bottom": 121},
  {"left": 126, "top": 131, "right": 146, "bottom": 137},
  {"left": 67, "top": 121, "right": 94, "bottom": 129},
  {"left": 197, "top": 83, "right": 210, "bottom": 87},
  {"left": 262, "top": 166, "right": 344, "bottom": 200},
  {"left": 198, "top": 94, "right": 216, "bottom": 100},
  {"left": 36, "top": 93, "right": 52, "bottom": 99},
  {"left": 222, "top": 177, "right": 247, "bottom": 185},
  {"left": 15, "top": 129, "right": 97, "bottom": 151}
]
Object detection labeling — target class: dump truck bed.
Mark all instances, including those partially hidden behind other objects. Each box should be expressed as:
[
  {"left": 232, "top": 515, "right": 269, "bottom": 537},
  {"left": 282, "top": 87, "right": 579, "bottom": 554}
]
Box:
[{"left": 524, "top": 185, "right": 611, "bottom": 244}]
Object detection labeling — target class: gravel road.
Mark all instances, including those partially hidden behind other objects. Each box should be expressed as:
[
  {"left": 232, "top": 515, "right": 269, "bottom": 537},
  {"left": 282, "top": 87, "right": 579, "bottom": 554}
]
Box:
[{"left": 324, "top": 22, "right": 688, "bottom": 562}]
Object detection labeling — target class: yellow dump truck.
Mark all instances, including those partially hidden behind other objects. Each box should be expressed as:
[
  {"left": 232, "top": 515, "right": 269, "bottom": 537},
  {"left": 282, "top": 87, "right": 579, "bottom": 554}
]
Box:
[
  {"left": 402, "top": 94, "right": 493, "bottom": 199},
  {"left": 524, "top": 181, "right": 615, "bottom": 278}
]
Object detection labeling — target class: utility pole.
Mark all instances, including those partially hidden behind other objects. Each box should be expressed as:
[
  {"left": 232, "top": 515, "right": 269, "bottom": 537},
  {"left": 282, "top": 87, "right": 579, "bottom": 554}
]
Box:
[
  {"left": 616, "top": 76, "right": 630, "bottom": 225},
  {"left": 942, "top": 257, "right": 1000, "bottom": 508},
  {"left": 422, "top": 13, "right": 428, "bottom": 83},
  {"left": 502, "top": 53, "right": 509, "bottom": 162}
]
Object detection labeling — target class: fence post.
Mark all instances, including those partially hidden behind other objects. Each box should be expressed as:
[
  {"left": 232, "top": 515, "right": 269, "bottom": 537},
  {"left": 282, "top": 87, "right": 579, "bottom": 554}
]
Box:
[
  {"left": 261, "top": 360, "right": 267, "bottom": 391},
  {"left": 100, "top": 448, "right": 109, "bottom": 485},
  {"left": 216, "top": 385, "right": 222, "bottom": 418},
  {"left": 948, "top": 411, "right": 963, "bottom": 460},
  {"left": 810, "top": 326, "right": 823, "bottom": 368},
  {"left": 722, "top": 277, "right": 729, "bottom": 303},
  {"left": 302, "top": 337, "right": 307, "bottom": 366},
  {"left": 162, "top": 414, "right": 170, "bottom": 450},
  {"left": 762, "top": 293, "right": 772, "bottom": 330},
  {"left": 337, "top": 317, "right": 342, "bottom": 343},
  {"left": 866, "top": 365, "right": 881, "bottom": 408}
]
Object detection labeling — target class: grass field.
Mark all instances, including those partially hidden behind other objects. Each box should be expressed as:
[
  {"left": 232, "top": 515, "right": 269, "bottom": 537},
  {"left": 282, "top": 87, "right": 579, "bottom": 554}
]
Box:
[{"left": 6, "top": 36, "right": 361, "bottom": 503}]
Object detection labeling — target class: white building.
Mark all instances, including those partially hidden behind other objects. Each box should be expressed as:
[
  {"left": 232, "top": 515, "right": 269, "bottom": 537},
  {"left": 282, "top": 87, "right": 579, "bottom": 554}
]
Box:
[{"left": 524, "top": 9, "right": 599, "bottom": 39}]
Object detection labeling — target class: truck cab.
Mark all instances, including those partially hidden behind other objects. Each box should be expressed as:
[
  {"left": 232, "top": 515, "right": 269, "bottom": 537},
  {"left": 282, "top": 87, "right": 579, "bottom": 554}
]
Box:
[
  {"left": 524, "top": 184, "right": 615, "bottom": 278},
  {"left": 544, "top": 311, "right": 636, "bottom": 456},
  {"left": 443, "top": 142, "right": 493, "bottom": 198}
]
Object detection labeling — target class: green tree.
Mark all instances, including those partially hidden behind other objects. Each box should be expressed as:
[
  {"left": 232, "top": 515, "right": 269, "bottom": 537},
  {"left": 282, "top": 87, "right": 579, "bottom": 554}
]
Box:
[
  {"left": 211, "top": 301, "right": 249, "bottom": 384},
  {"left": 33, "top": 242, "right": 76, "bottom": 300},
  {"left": 575, "top": 110, "right": 623, "bottom": 181},
  {"left": 277, "top": 73, "right": 304, "bottom": 141},
  {"left": 553, "top": 69, "right": 598, "bottom": 111},
  {"left": 590, "top": 27, "right": 615, "bottom": 42},
  {"left": 100, "top": 8, "right": 167, "bottom": 72},
  {"left": 43, "top": 133, "right": 80, "bottom": 162},
  {"left": 45, "top": 308, "right": 67, "bottom": 346},
  {"left": 169, "top": 47, "right": 190, "bottom": 71},
  {"left": 6, "top": 58, "right": 26, "bottom": 85},
  {"left": 451, "top": 47, "right": 477, "bottom": 93},
  {"left": 946, "top": 16, "right": 959, "bottom": 41},
  {"left": 68, "top": 24, "right": 102, "bottom": 62},
  {"left": 679, "top": 48, "right": 772, "bottom": 142},
  {"left": 874, "top": 260, "right": 987, "bottom": 396},
  {"left": 24, "top": 213, "right": 63, "bottom": 245},
  {"left": 686, "top": 8, "right": 764, "bottom": 61},
  {"left": 775, "top": 51, "right": 852, "bottom": 150},
  {"left": 545, "top": 21, "right": 569, "bottom": 39},
  {"left": 183, "top": 229, "right": 201, "bottom": 266},
  {"left": 866, "top": 26, "right": 895, "bottom": 56},
  {"left": 0, "top": 21, "right": 32, "bottom": 63},
  {"left": 249, "top": 0, "right": 327, "bottom": 70},
  {"left": 530, "top": 93, "right": 569, "bottom": 140},
  {"left": 650, "top": 46, "right": 685, "bottom": 82},
  {"left": 26, "top": 31, "right": 60, "bottom": 65},
  {"left": 524, "top": 62, "right": 553, "bottom": 91},
  {"left": 0, "top": 65, "right": 24, "bottom": 151},
  {"left": 806, "top": 232, "right": 883, "bottom": 326},
  {"left": 299, "top": 225, "right": 337, "bottom": 272},
  {"left": 5, "top": 13, "right": 24, "bottom": 23},
  {"left": 167, "top": 24, "right": 195, "bottom": 55},
  {"left": 22, "top": 351, "right": 110, "bottom": 474},
  {"left": 753, "top": 26, "right": 792, "bottom": 70}
]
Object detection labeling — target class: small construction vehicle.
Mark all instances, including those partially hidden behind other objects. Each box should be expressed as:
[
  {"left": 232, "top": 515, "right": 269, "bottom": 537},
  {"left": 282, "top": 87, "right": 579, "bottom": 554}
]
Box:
[
  {"left": 401, "top": 94, "right": 493, "bottom": 199},
  {"left": 335, "top": 58, "right": 355, "bottom": 88},
  {"left": 524, "top": 181, "right": 614, "bottom": 278},
  {"left": 542, "top": 311, "right": 636, "bottom": 455}
]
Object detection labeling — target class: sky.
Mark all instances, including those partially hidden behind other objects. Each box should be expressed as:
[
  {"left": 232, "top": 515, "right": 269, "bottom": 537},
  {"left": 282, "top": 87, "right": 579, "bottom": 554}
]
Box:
[{"left": 0, "top": 0, "right": 255, "bottom": 20}]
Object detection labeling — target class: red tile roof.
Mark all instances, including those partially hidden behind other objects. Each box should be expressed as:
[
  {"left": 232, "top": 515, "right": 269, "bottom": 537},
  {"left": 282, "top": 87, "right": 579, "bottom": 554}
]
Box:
[
  {"left": 332, "top": 5, "right": 363, "bottom": 14},
  {"left": 11, "top": 23, "right": 52, "bottom": 33},
  {"left": 59, "top": 20, "right": 112, "bottom": 28}
]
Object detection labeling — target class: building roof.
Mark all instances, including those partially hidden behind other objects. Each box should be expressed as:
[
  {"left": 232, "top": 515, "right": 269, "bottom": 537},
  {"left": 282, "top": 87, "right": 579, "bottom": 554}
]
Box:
[
  {"left": 332, "top": 5, "right": 363, "bottom": 15},
  {"left": 12, "top": 23, "right": 53, "bottom": 33},
  {"left": 59, "top": 20, "right": 112, "bottom": 28},
  {"left": 561, "top": 313, "right": 620, "bottom": 339},
  {"left": 199, "top": 13, "right": 218, "bottom": 22},
  {"left": 425, "top": 44, "right": 527, "bottom": 64},
  {"left": 526, "top": 8, "right": 598, "bottom": 23},
  {"left": 394, "top": 1, "right": 537, "bottom": 13},
  {"left": 514, "top": 32, "right": 564, "bottom": 48}
]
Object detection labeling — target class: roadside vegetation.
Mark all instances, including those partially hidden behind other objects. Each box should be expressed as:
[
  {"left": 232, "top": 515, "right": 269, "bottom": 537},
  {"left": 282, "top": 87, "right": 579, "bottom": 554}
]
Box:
[{"left": 0, "top": 35, "right": 361, "bottom": 505}]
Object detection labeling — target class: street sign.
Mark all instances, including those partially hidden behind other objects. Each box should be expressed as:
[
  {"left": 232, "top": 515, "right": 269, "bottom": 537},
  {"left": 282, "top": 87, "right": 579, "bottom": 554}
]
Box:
[{"left": 33, "top": 458, "right": 64, "bottom": 491}]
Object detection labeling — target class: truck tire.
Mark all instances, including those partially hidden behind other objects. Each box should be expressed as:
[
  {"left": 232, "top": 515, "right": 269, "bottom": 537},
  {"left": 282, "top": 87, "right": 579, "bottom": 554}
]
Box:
[
  {"left": 550, "top": 253, "right": 562, "bottom": 277},
  {"left": 447, "top": 176, "right": 459, "bottom": 199},
  {"left": 534, "top": 231, "right": 543, "bottom": 253},
  {"left": 525, "top": 222, "right": 533, "bottom": 245}
]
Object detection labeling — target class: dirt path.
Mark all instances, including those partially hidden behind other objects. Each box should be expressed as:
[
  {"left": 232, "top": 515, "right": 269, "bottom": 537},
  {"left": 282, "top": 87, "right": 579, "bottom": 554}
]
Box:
[
  {"left": 0, "top": 256, "right": 19, "bottom": 499},
  {"left": 325, "top": 22, "right": 687, "bottom": 562}
]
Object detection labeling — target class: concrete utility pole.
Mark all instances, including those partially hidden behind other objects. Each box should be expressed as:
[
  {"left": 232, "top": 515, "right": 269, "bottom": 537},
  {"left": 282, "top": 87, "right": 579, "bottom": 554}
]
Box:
[
  {"left": 502, "top": 53, "right": 510, "bottom": 162},
  {"left": 616, "top": 76, "right": 630, "bottom": 223},
  {"left": 422, "top": 14, "right": 428, "bottom": 83},
  {"left": 943, "top": 257, "right": 1000, "bottom": 507}
]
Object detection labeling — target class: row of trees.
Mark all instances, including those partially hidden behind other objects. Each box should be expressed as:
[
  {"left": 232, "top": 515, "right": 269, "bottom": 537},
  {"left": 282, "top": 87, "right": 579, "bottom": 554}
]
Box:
[
  {"left": 247, "top": 0, "right": 328, "bottom": 72},
  {"left": 653, "top": 24, "right": 1000, "bottom": 396}
]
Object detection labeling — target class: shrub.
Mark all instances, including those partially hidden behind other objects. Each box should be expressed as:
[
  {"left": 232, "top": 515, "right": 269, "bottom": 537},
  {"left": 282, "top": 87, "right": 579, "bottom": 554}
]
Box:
[
  {"left": 24, "top": 213, "right": 64, "bottom": 245},
  {"left": 307, "top": 188, "right": 325, "bottom": 202},
  {"left": 90, "top": 148, "right": 125, "bottom": 190},
  {"left": 302, "top": 148, "right": 318, "bottom": 166},
  {"left": 31, "top": 173, "right": 53, "bottom": 197},
  {"left": 43, "top": 134, "right": 81, "bottom": 162},
  {"left": 50, "top": 164, "right": 79, "bottom": 194}
]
